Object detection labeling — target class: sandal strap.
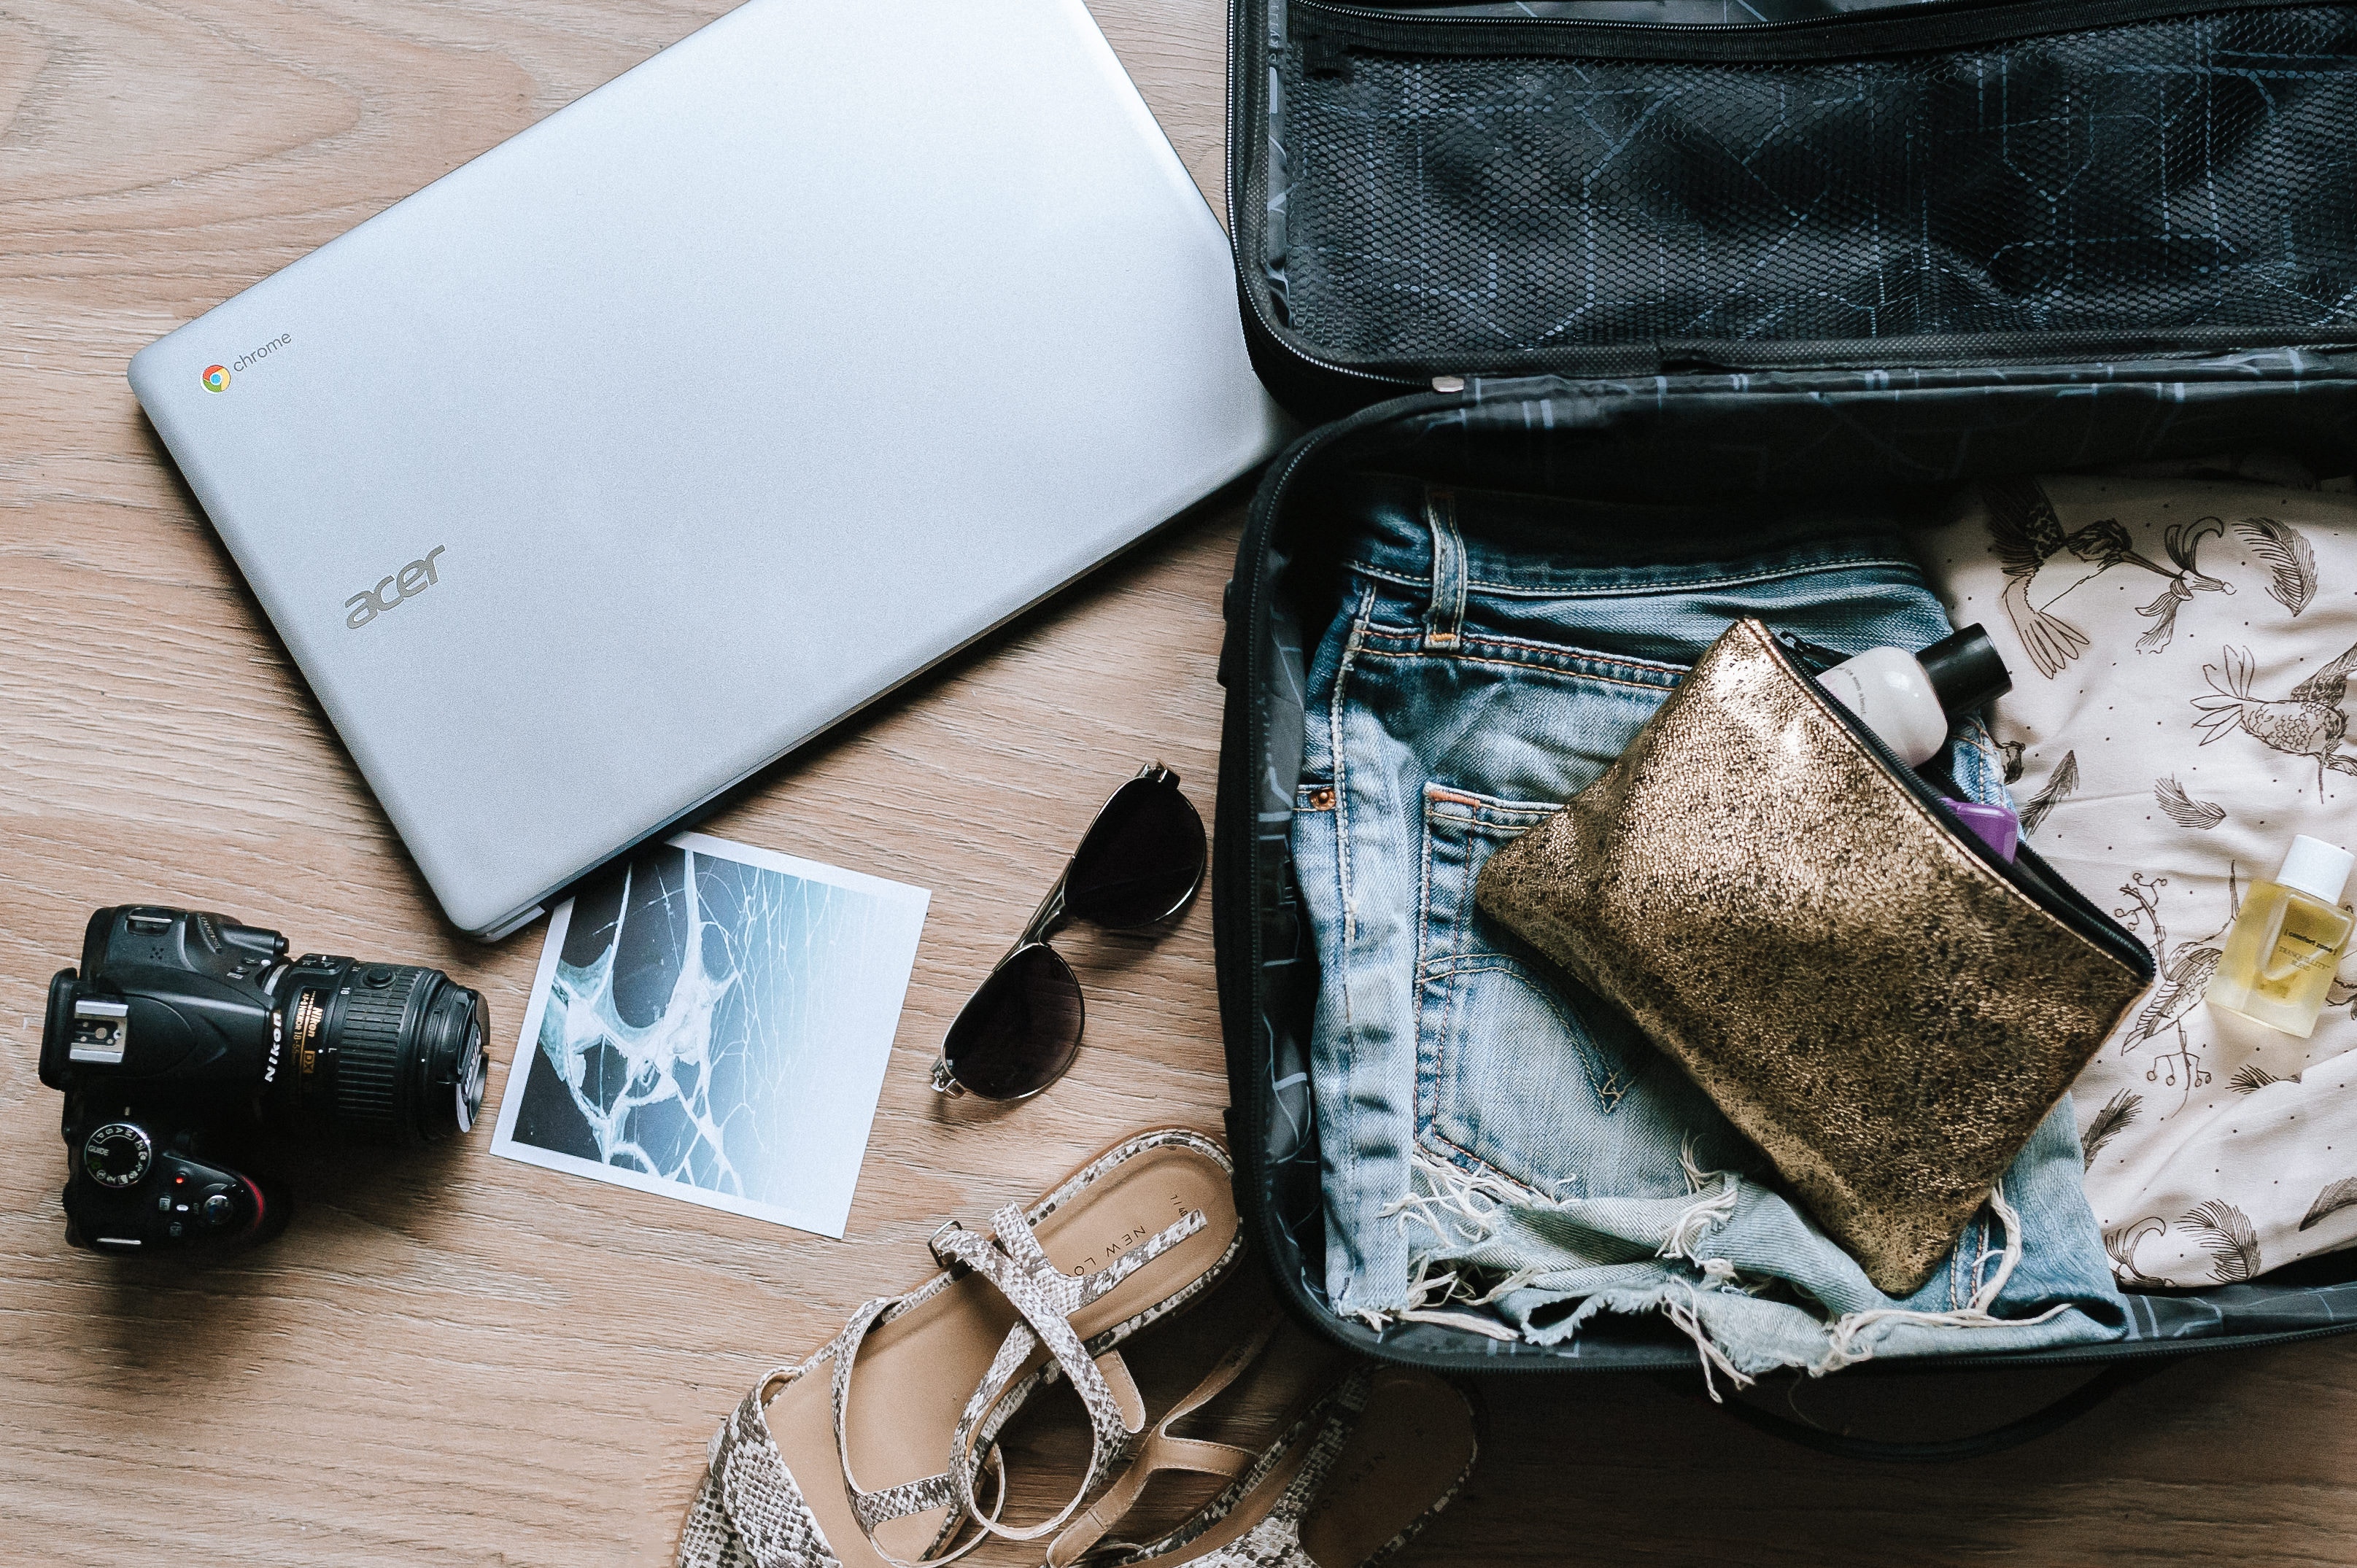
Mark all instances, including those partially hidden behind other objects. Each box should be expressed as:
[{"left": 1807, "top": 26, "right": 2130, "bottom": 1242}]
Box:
[
  {"left": 850, "top": 1472, "right": 958, "bottom": 1534},
  {"left": 819, "top": 1297, "right": 999, "bottom": 1568},
  {"left": 826, "top": 1300, "right": 894, "bottom": 1472},
  {"left": 1237, "top": 1368, "right": 1379, "bottom": 1558},
  {"left": 695, "top": 1359, "right": 1004, "bottom": 1568},
  {"left": 821, "top": 1296, "right": 1002, "bottom": 1524},
  {"left": 914, "top": 1359, "right": 1048, "bottom": 1561},
  {"left": 708, "top": 1367, "right": 848, "bottom": 1568},
  {"left": 884, "top": 1449, "right": 1010, "bottom": 1568},
  {"left": 934, "top": 1200, "right": 1209, "bottom": 1541},
  {"left": 1096, "top": 1367, "right": 1381, "bottom": 1568},
  {"left": 1043, "top": 1317, "right": 1281, "bottom": 1568}
]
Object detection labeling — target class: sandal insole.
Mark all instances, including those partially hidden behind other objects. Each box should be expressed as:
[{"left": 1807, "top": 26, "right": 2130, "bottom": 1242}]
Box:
[
  {"left": 1296, "top": 1368, "right": 1476, "bottom": 1568},
  {"left": 767, "top": 1139, "right": 1239, "bottom": 1565}
]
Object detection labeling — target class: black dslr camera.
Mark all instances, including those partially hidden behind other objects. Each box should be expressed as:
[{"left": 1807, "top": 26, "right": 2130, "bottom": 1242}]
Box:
[{"left": 38, "top": 907, "right": 489, "bottom": 1255}]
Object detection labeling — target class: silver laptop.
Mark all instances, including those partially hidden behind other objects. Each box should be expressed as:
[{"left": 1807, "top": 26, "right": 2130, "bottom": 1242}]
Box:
[{"left": 130, "top": 0, "right": 1285, "bottom": 939}]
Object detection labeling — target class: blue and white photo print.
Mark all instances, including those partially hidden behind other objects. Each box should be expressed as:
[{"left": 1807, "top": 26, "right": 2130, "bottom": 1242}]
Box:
[{"left": 489, "top": 832, "right": 928, "bottom": 1238}]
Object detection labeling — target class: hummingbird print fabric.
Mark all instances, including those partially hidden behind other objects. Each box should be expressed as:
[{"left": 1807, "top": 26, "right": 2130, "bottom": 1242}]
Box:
[{"left": 1921, "top": 462, "right": 2357, "bottom": 1289}]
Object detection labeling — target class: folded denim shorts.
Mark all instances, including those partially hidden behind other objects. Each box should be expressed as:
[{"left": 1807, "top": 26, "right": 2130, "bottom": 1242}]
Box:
[{"left": 1289, "top": 478, "right": 2127, "bottom": 1375}]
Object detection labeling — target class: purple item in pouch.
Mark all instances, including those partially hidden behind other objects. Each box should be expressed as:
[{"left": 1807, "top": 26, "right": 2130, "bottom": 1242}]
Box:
[{"left": 1945, "top": 799, "right": 2020, "bottom": 862}]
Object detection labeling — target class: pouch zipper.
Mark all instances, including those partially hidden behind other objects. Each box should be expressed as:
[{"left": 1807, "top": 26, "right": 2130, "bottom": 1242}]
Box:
[
  {"left": 1766, "top": 629, "right": 2153, "bottom": 980},
  {"left": 1290, "top": 0, "right": 2330, "bottom": 61}
]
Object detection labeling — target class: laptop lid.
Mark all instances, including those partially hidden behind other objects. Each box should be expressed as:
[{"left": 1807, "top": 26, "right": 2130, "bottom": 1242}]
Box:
[{"left": 130, "top": 0, "right": 1285, "bottom": 937}]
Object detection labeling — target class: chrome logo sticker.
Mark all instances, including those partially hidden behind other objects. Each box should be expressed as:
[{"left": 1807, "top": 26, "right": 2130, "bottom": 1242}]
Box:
[{"left": 201, "top": 365, "right": 231, "bottom": 393}]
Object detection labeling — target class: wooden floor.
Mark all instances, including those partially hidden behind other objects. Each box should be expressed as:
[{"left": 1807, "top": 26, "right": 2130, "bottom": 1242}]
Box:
[{"left": 9, "top": 0, "right": 2357, "bottom": 1561}]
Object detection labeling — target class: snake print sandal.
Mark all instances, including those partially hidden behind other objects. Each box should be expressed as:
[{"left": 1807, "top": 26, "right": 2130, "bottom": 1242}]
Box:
[
  {"left": 678, "top": 1127, "right": 1243, "bottom": 1568},
  {"left": 1039, "top": 1319, "right": 1479, "bottom": 1568}
]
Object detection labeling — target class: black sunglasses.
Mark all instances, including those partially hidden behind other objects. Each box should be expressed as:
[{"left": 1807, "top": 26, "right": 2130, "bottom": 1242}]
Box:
[{"left": 931, "top": 763, "right": 1207, "bottom": 1101}]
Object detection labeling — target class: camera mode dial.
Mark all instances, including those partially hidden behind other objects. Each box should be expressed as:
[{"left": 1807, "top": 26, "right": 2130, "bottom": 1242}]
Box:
[{"left": 82, "top": 1122, "right": 153, "bottom": 1189}]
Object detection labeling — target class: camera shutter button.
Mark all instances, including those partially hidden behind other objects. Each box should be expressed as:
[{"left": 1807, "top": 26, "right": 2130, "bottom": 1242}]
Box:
[{"left": 201, "top": 1192, "right": 234, "bottom": 1227}]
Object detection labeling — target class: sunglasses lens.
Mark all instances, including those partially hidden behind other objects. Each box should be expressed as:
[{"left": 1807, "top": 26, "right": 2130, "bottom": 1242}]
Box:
[
  {"left": 943, "top": 944, "right": 1083, "bottom": 1100},
  {"left": 1065, "top": 777, "right": 1207, "bottom": 929}
]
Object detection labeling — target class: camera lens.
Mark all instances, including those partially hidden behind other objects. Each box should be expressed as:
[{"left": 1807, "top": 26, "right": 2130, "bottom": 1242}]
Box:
[
  {"left": 293, "top": 965, "right": 489, "bottom": 1145},
  {"left": 418, "top": 985, "right": 489, "bottom": 1138}
]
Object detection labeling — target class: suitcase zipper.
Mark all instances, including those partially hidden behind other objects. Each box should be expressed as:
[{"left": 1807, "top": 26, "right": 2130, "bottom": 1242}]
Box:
[
  {"left": 1232, "top": 258, "right": 1421, "bottom": 402},
  {"left": 1289, "top": 0, "right": 2331, "bottom": 61},
  {"left": 1225, "top": 0, "right": 1424, "bottom": 404}
]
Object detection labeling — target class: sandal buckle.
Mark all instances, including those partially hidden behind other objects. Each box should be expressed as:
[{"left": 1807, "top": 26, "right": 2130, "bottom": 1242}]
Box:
[{"left": 929, "top": 1218, "right": 967, "bottom": 1270}]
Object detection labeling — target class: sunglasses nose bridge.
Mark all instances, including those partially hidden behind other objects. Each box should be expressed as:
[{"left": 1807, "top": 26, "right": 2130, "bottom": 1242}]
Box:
[{"left": 1016, "top": 868, "right": 1074, "bottom": 950}]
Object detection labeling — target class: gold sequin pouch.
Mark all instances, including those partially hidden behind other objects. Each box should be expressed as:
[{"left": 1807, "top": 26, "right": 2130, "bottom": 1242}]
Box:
[{"left": 1474, "top": 617, "right": 2155, "bottom": 1295}]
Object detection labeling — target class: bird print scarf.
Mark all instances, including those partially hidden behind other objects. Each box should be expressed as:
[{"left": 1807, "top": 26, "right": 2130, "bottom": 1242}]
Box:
[{"left": 1920, "top": 460, "right": 2357, "bottom": 1289}]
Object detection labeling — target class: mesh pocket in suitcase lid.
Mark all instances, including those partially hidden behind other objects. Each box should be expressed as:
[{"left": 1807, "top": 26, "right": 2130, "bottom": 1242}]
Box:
[{"left": 1274, "top": 3, "right": 2357, "bottom": 367}]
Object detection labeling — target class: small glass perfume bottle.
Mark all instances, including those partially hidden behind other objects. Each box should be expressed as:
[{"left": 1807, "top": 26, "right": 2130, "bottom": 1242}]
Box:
[{"left": 2205, "top": 835, "right": 2357, "bottom": 1039}]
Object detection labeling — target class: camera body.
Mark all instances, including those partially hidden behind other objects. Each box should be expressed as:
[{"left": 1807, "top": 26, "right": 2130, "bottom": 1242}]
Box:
[{"left": 39, "top": 907, "right": 488, "bottom": 1255}]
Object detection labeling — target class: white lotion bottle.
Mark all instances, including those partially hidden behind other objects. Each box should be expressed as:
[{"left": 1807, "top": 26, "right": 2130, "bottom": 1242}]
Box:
[{"left": 1816, "top": 624, "right": 2011, "bottom": 767}]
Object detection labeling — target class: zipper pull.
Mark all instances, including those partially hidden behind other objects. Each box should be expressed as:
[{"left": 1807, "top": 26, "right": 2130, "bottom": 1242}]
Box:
[{"left": 1773, "top": 628, "right": 1845, "bottom": 675}]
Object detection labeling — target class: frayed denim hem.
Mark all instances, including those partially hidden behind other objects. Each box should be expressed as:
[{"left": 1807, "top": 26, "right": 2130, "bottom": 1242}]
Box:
[{"left": 1352, "top": 1144, "right": 2111, "bottom": 1398}]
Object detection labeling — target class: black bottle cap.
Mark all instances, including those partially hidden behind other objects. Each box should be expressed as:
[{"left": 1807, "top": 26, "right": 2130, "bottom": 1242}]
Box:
[{"left": 1919, "top": 624, "right": 2011, "bottom": 718}]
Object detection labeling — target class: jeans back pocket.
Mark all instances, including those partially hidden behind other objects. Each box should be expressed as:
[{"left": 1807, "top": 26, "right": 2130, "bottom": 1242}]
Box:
[{"left": 1415, "top": 783, "right": 1717, "bottom": 1203}]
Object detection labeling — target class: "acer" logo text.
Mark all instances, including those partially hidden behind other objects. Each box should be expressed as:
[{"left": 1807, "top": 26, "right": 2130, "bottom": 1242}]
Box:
[{"left": 344, "top": 546, "right": 448, "bottom": 629}]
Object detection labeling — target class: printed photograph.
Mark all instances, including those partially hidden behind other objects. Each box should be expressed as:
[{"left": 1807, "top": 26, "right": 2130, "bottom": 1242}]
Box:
[{"left": 489, "top": 831, "right": 928, "bottom": 1238}]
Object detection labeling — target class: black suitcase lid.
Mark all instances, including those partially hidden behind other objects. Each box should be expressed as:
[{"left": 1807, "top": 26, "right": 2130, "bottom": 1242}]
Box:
[{"left": 1227, "top": 0, "right": 2357, "bottom": 417}]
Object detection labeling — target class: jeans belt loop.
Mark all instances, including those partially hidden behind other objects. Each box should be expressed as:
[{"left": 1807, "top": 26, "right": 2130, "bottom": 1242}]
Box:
[{"left": 1423, "top": 485, "right": 1466, "bottom": 651}]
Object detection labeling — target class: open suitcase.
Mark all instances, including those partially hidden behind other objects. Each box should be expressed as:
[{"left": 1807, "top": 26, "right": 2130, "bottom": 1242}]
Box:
[{"left": 1209, "top": 0, "right": 2357, "bottom": 1456}]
